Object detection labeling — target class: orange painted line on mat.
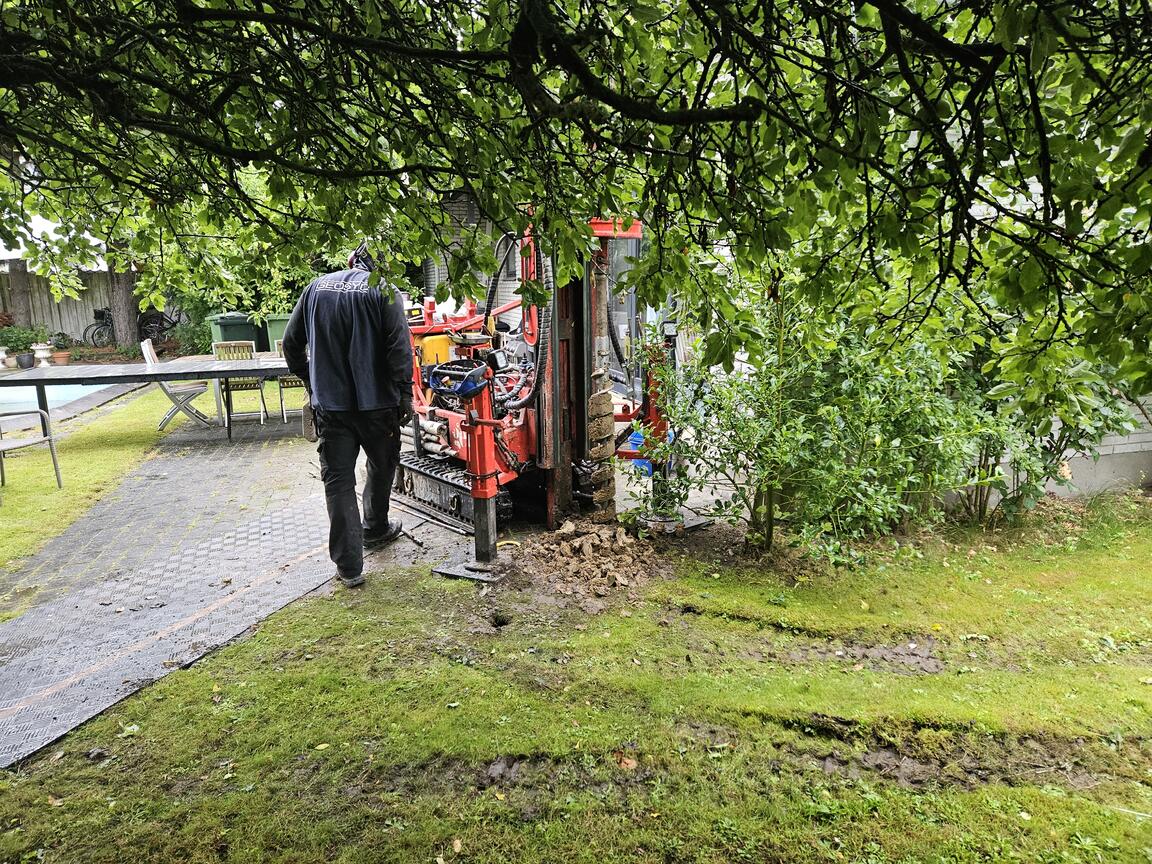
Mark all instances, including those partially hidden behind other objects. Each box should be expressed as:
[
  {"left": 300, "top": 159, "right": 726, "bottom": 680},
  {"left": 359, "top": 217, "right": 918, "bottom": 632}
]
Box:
[{"left": 0, "top": 544, "right": 328, "bottom": 718}]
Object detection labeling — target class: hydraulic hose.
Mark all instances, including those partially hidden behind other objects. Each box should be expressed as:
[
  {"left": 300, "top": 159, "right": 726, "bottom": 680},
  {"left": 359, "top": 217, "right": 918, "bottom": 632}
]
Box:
[
  {"left": 421, "top": 257, "right": 438, "bottom": 296},
  {"left": 483, "top": 234, "right": 519, "bottom": 335},
  {"left": 607, "top": 296, "right": 627, "bottom": 366},
  {"left": 503, "top": 245, "right": 553, "bottom": 410}
]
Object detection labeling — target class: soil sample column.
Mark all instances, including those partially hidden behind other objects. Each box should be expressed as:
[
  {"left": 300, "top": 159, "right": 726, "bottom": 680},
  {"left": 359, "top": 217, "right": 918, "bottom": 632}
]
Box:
[{"left": 583, "top": 243, "right": 617, "bottom": 521}]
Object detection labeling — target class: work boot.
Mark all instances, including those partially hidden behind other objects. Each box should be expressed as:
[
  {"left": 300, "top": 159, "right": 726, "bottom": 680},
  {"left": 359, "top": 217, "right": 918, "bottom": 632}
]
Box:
[
  {"left": 337, "top": 571, "right": 366, "bottom": 588},
  {"left": 363, "top": 519, "right": 403, "bottom": 551}
]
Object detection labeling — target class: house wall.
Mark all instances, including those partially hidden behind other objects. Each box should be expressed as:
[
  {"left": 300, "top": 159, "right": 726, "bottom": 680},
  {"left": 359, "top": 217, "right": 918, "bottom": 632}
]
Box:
[{"left": 1060, "top": 403, "right": 1152, "bottom": 494}]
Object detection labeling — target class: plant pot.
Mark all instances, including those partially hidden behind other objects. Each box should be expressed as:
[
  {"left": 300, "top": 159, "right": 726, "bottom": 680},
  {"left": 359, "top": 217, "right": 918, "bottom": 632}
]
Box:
[
  {"left": 31, "top": 343, "right": 52, "bottom": 368},
  {"left": 2, "top": 355, "right": 16, "bottom": 369},
  {"left": 15, "top": 352, "right": 34, "bottom": 369},
  {"left": 51, "top": 350, "right": 72, "bottom": 366}
]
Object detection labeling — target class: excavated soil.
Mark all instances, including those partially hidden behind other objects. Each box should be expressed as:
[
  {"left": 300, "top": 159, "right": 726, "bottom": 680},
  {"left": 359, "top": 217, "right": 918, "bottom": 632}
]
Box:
[{"left": 499, "top": 519, "right": 663, "bottom": 613}]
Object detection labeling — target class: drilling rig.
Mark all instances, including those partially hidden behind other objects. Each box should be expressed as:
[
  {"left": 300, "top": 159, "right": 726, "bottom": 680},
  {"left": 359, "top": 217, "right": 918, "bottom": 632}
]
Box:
[{"left": 393, "top": 218, "right": 663, "bottom": 574}]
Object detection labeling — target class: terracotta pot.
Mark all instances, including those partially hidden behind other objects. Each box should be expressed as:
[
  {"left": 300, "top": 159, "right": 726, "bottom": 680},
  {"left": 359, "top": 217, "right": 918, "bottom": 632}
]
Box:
[{"left": 52, "top": 351, "right": 72, "bottom": 366}]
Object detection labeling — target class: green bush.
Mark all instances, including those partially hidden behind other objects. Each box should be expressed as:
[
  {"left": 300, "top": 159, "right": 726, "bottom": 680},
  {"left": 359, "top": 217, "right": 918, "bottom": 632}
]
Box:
[
  {"left": 635, "top": 288, "right": 1134, "bottom": 557},
  {"left": 0, "top": 325, "right": 49, "bottom": 354},
  {"left": 645, "top": 316, "right": 991, "bottom": 555},
  {"left": 170, "top": 318, "right": 212, "bottom": 355},
  {"left": 168, "top": 294, "right": 216, "bottom": 356}
]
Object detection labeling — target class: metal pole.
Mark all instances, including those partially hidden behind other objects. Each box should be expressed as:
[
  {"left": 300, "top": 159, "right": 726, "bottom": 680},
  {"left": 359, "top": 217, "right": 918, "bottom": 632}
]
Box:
[
  {"left": 464, "top": 369, "right": 501, "bottom": 563},
  {"left": 36, "top": 385, "right": 49, "bottom": 437}
]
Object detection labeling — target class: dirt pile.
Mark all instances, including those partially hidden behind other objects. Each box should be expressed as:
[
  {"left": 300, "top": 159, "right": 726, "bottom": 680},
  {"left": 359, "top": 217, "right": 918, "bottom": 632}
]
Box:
[{"left": 501, "top": 520, "right": 658, "bottom": 607}]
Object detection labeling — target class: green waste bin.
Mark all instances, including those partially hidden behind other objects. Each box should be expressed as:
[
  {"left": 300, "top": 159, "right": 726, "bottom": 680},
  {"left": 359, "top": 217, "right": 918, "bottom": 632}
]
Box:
[
  {"left": 207, "top": 312, "right": 260, "bottom": 348},
  {"left": 264, "top": 314, "right": 292, "bottom": 353}
]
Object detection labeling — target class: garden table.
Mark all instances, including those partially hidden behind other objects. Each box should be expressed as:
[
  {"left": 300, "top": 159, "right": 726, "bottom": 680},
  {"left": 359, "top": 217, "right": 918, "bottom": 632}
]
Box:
[{"left": 0, "top": 355, "right": 291, "bottom": 435}]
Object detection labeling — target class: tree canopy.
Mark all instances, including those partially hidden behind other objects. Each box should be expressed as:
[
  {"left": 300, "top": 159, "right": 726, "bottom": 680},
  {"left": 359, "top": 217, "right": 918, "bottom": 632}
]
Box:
[{"left": 2, "top": 1, "right": 1151, "bottom": 384}]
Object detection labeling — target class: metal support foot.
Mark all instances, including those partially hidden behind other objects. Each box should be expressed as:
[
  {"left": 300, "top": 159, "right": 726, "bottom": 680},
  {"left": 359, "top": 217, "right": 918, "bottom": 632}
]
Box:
[{"left": 433, "top": 497, "right": 503, "bottom": 582}]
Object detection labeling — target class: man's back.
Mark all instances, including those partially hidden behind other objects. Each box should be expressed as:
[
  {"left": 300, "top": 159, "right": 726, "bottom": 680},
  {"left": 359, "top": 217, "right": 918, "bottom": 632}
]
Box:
[{"left": 282, "top": 268, "right": 413, "bottom": 412}]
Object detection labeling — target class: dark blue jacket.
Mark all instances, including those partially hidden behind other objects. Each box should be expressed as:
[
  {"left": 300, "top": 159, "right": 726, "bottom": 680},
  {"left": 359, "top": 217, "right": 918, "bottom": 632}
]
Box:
[{"left": 282, "top": 268, "right": 413, "bottom": 412}]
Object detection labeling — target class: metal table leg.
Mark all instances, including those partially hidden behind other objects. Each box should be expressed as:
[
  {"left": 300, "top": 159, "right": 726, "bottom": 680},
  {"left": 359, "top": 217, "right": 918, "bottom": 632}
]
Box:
[
  {"left": 36, "top": 385, "right": 49, "bottom": 436},
  {"left": 212, "top": 379, "right": 224, "bottom": 425}
]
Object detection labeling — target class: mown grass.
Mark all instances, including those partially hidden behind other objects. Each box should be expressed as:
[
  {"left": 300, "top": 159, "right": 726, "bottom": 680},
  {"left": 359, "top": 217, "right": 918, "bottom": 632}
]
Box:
[
  {"left": 2, "top": 494, "right": 1151, "bottom": 863},
  {"left": 0, "top": 388, "right": 173, "bottom": 572},
  {"left": 659, "top": 496, "right": 1152, "bottom": 642}
]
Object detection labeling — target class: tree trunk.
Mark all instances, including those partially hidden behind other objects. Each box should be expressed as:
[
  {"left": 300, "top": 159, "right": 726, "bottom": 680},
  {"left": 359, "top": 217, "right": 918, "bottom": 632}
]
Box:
[
  {"left": 108, "top": 262, "right": 138, "bottom": 349},
  {"left": 749, "top": 484, "right": 775, "bottom": 550},
  {"left": 8, "top": 258, "right": 32, "bottom": 327}
]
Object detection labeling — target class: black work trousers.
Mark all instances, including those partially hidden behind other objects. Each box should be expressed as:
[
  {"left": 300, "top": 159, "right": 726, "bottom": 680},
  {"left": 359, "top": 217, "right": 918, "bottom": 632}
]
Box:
[{"left": 315, "top": 407, "right": 401, "bottom": 580}]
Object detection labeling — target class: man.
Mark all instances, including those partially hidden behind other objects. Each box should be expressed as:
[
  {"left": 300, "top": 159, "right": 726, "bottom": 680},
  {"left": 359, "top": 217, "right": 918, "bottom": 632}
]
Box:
[{"left": 282, "top": 241, "right": 414, "bottom": 587}]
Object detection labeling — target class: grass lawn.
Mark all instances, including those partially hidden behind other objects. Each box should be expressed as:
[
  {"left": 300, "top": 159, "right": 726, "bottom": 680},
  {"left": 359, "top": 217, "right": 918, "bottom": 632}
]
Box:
[
  {"left": 0, "top": 389, "right": 174, "bottom": 594},
  {"left": 1, "top": 494, "right": 1149, "bottom": 862}
]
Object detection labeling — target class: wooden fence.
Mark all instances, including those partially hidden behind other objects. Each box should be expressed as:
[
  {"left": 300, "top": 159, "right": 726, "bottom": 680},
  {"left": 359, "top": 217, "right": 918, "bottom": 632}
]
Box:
[{"left": 0, "top": 264, "right": 111, "bottom": 339}]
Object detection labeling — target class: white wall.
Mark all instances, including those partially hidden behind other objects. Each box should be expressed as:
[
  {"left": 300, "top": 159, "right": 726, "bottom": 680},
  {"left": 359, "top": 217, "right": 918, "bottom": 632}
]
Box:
[{"left": 1060, "top": 401, "right": 1152, "bottom": 494}]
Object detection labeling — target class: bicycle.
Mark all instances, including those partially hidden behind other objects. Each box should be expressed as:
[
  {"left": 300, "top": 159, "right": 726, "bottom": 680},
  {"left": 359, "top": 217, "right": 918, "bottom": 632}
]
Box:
[
  {"left": 83, "top": 307, "right": 187, "bottom": 347},
  {"left": 136, "top": 308, "right": 185, "bottom": 343},
  {"left": 83, "top": 308, "right": 114, "bottom": 347}
]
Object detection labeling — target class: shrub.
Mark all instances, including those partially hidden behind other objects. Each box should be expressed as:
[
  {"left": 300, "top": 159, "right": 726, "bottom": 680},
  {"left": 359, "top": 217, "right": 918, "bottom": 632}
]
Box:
[
  {"left": 634, "top": 293, "right": 1134, "bottom": 556},
  {"left": 0, "top": 325, "right": 49, "bottom": 353},
  {"left": 169, "top": 294, "right": 216, "bottom": 356},
  {"left": 170, "top": 318, "right": 212, "bottom": 355},
  {"left": 643, "top": 314, "right": 991, "bottom": 554}
]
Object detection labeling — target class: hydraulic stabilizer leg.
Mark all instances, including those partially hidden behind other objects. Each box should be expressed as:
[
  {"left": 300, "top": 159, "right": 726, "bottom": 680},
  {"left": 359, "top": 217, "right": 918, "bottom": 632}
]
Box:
[
  {"left": 433, "top": 364, "right": 505, "bottom": 581},
  {"left": 474, "top": 496, "right": 497, "bottom": 564}
]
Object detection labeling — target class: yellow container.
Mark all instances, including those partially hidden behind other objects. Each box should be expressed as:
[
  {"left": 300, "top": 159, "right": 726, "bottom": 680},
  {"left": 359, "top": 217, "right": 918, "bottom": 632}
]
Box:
[{"left": 420, "top": 334, "right": 452, "bottom": 366}]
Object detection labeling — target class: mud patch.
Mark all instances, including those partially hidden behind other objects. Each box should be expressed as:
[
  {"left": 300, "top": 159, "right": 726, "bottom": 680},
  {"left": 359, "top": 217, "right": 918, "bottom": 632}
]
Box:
[
  {"left": 784, "top": 636, "right": 944, "bottom": 674},
  {"left": 676, "top": 601, "right": 834, "bottom": 638},
  {"left": 360, "top": 723, "right": 1151, "bottom": 806},
  {"left": 346, "top": 750, "right": 645, "bottom": 811},
  {"left": 775, "top": 713, "right": 1152, "bottom": 790}
]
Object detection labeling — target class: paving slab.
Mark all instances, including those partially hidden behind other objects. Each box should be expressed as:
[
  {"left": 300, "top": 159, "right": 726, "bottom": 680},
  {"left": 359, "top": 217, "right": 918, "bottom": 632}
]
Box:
[{"left": 0, "top": 414, "right": 466, "bottom": 768}]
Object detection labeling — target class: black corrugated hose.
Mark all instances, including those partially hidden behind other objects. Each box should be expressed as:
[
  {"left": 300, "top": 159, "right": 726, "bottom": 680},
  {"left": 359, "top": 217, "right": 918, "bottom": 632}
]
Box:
[
  {"left": 483, "top": 234, "right": 520, "bottom": 336},
  {"left": 502, "top": 244, "right": 552, "bottom": 410}
]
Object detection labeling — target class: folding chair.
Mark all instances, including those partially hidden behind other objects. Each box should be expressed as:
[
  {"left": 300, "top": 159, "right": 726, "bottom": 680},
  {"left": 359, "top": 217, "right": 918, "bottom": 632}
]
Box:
[
  {"left": 0, "top": 409, "right": 63, "bottom": 505},
  {"left": 141, "top": 338, "right": 213, "bottom": 431},
  {"left": 274, "top": 339, "right": 307, "bottom": 423},
  {"left": 212, "top": 340, "right": 268, "bottom": 439}
]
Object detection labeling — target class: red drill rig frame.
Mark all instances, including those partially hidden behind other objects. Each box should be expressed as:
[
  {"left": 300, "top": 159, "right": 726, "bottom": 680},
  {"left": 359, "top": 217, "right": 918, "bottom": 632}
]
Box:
[{"left": 395, "top": 219, "right": 653, "bottom": 570}]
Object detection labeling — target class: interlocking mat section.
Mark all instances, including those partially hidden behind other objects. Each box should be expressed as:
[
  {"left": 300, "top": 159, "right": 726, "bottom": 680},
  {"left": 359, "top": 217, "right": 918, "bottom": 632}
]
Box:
[{"left": 0, "top": 413, "right": 456, "bottom": 767}]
